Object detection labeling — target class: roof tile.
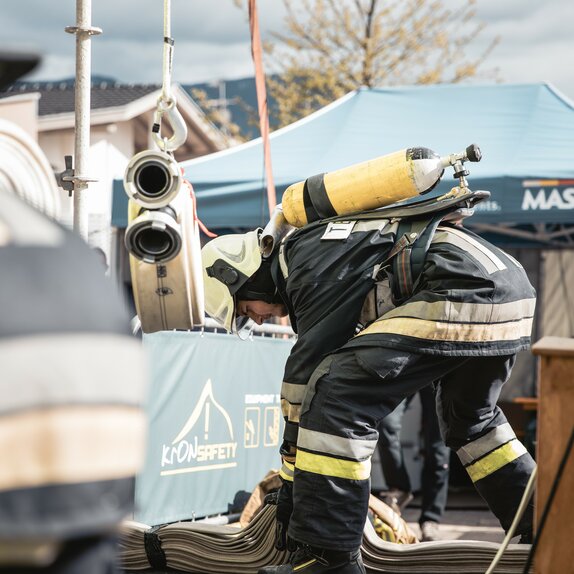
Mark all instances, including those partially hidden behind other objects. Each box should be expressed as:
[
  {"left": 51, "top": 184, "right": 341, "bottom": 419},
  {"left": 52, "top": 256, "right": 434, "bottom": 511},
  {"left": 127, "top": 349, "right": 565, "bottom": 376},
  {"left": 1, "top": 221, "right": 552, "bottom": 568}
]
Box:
[{"left": 0, "top": 81, "right": 161, "bottom": 116}]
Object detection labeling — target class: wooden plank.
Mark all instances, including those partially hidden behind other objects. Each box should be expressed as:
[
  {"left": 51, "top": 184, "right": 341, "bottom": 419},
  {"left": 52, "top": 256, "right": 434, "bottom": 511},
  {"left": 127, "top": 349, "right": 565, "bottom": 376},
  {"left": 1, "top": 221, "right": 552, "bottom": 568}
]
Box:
[
  {"left": 513, "top": 397, "right": 539, "bottom": 411},
  {"left": 534, "top": 342, "right": 574, "bottom": 574},
  {"left": 532, "top": 336, "right": 574, "bottom": 357}
]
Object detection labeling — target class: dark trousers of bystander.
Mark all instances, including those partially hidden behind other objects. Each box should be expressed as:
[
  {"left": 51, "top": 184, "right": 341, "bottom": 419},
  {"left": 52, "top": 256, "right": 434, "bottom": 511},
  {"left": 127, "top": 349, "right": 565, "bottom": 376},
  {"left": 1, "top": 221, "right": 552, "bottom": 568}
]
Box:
[{"left": 377, "top": 384, "right": 450, "bottom": 525}]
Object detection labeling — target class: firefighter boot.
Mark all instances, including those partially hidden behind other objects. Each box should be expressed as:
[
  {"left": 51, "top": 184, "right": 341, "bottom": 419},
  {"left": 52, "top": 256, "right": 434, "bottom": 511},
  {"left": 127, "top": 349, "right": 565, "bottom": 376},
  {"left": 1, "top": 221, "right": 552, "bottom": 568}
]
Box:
[{"left": 258, "top": 545, "right": 365, "bottom": 573}]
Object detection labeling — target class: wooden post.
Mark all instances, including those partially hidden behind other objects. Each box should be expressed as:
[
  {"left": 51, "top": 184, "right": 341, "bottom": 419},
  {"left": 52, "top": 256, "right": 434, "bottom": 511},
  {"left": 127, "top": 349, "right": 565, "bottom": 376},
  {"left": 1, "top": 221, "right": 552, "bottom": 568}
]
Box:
[{"left": 531, "top": 336, "right": 574, "bottom": 574}]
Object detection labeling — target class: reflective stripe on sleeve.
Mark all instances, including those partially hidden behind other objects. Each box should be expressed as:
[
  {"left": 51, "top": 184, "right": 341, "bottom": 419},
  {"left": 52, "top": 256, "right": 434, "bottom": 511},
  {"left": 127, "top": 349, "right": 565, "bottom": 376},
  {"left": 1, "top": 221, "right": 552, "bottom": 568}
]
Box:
[
  {"left": 457, "top": 423, "right": 516, "bottom": 466},
  {"left": 280, "top": 460, "right": 295, "bottom": 482},
  {"left": 296, "top": 449, "right": 371, "bottom": 481},
  {"left": 433, "top": 227, "right": 507, "bottom": 274},
  {"left": 281, "top": 382, "right": 307, "bottom": 405},
  {"left": 297, "top": 428, "right": 377, "bottom": 461},
  {"left": 465, "top": 439, "right": 528, "bottom": 483},
  {"left": 281, "top": 399, "right": 301, "bottom": 423},
  {"left": 0, "top": 334, "right": 146, "bottom": 414},
  {"left": 0, "top": 405, "right": 146, "bottom": 491}
]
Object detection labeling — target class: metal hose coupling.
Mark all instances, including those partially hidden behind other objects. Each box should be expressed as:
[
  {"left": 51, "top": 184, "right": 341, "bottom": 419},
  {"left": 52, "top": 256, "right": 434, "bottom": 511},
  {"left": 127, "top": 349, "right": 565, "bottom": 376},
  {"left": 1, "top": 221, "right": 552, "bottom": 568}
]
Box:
[
  {"left": 124, "top": 206, "right": 182, "bottom": 264},
  {"left": 124, "top": 149, "right": 182, "bottom": 209}
]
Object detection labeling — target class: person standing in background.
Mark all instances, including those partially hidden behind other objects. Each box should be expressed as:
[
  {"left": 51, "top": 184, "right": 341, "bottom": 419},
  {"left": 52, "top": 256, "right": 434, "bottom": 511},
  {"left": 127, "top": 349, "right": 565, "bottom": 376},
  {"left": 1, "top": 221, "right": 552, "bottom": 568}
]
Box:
[{"left": 377, "top": 385, "right": 450, "bottom": 541}]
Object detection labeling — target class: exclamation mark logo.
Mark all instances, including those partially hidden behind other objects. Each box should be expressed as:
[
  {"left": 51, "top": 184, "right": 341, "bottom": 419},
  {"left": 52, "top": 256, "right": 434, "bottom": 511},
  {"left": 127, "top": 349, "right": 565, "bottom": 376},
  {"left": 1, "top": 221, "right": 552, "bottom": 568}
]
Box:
[{"left": 204, "top": 402, "right": 210, "bottom": 440}]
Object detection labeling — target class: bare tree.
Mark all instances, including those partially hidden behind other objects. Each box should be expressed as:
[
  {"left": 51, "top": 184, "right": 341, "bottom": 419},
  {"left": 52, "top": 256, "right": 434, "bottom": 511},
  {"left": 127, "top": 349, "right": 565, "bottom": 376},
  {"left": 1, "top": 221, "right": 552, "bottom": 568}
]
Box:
[
  {"left": 265, "top": 0, "right": 498, "bottom": 127},
  {"left": 190, "top": 88, "right": 249, "bottom": 144}
]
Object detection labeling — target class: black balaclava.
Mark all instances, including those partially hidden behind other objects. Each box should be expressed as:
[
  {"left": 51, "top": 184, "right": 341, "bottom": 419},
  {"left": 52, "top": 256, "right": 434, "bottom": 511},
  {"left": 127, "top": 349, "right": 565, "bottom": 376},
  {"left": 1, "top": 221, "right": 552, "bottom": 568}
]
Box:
[{"left": 235, "top": 258, "right": 282, "bottom": 304}]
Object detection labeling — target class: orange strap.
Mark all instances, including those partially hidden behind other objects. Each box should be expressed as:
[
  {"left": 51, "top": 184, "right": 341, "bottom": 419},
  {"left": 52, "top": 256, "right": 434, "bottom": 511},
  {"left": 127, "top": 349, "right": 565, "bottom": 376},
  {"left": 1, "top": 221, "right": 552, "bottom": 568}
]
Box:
[
  {"left": 182, "top": 175, "right": 217, "bottom": 238},
  {"left": 249, "top": 0, "right": 277, "bottom": 217}
]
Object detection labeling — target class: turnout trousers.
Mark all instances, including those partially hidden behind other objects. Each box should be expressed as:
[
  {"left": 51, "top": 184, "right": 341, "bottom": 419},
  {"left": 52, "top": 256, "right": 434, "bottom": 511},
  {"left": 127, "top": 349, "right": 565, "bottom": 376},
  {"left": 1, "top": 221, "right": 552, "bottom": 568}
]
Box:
[{"left": 289, "top": 346, "right": 536, "bottom": 551}]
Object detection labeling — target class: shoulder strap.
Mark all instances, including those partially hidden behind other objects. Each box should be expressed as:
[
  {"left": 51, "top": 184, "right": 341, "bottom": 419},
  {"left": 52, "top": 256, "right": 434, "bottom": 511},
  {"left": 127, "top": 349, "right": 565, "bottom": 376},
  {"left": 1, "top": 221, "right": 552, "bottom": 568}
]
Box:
[{"left": 387, "top": 214, "right": 445, "bottom": 304}]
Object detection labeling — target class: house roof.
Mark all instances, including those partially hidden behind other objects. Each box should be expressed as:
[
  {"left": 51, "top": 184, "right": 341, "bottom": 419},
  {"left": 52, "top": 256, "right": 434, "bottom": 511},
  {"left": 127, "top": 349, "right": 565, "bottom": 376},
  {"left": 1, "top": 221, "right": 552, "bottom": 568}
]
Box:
[
  {"left": 0, "top": 79, "right": 230, "bottom": 157},
  {"left": 0, "top": 80, "right": 161, "bottom": 116}
]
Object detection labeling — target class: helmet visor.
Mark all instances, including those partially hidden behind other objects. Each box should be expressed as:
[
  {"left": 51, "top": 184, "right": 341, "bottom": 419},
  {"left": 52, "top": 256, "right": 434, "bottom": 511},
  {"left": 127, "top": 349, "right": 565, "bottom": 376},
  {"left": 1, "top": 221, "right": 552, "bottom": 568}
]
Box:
[
  {"left": 233, "top": 314, "right": 255, "bottom": 340},
  {"left": 203, "top": 275, "right": 235, "bottom": 332}
]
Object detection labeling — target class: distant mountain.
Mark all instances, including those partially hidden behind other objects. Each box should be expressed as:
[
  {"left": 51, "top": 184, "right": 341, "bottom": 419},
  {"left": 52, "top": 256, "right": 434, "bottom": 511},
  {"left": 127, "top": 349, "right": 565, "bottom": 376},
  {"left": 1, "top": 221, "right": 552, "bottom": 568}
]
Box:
[{"left": 183, "top": 76, "right": 275, "bottom": 141}]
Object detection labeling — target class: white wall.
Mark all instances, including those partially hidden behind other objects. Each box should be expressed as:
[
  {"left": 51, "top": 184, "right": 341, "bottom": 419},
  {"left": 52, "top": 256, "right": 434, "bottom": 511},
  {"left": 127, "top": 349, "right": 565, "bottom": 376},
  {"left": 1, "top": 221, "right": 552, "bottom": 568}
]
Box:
[
  {"left": 0, "top": 94, "right": 39, "bottom": 140},
  {"left": 38, "top": 120, "right": 135, "bottom": 257}
]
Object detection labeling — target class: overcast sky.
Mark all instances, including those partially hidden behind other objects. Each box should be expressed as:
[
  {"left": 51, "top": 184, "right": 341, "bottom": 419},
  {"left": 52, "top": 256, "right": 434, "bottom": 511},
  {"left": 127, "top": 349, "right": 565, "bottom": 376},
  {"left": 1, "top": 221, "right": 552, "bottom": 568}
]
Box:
[{"left": 2, "top": 0, "right": 573, "bottom": 100}]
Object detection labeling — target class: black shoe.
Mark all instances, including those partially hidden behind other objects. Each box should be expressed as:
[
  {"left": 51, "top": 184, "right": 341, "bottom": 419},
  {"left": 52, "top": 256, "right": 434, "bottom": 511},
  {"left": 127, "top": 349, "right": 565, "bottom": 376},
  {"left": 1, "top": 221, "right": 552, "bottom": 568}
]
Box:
[{"left": 258, "top": 545, "right": 365, "bottom": 573}]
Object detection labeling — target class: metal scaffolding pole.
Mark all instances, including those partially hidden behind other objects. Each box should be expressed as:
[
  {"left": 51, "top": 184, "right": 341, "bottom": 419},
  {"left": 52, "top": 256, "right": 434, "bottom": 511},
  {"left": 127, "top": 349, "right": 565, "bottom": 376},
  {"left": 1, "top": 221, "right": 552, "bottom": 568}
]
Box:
[{"left": 65, "top": 0, "right": 101, "bottom": 240}]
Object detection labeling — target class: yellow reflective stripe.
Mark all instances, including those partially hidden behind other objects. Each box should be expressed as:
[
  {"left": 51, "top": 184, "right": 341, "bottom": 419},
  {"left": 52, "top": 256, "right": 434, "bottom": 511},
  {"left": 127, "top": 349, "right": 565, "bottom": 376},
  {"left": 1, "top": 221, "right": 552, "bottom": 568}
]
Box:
[
  {"left": 296, "top": 450, "right": 371, "bottom": 481},
  {"left": 466, "top": 439, "right": 527, "bottom": 483},
  {"left": 280, "top": 461, "right": 295, "bottom": 482},
  {"left": 279, "top": 469, "right": 293, "bottom": 482},
  {"left": 457, "top": 423, "right": 516, "bottom": 466},
  {"left": 281, "top": 399, "right": 301, "bottom": 423},
  {"left": 356, "top": 316, "right": 533, "bottom": 342},
  {"left": 293, "top": 558, "right": 318, "bottom": 571},
  {"left": 380, "top": 298, "right": 536, "bottom": 324}
]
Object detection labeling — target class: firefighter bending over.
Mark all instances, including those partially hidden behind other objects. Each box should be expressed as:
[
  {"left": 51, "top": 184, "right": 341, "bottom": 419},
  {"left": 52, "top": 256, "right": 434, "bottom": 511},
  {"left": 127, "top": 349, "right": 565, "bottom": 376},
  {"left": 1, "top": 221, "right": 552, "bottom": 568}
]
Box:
[{"left": 202, "top": 205, "right": 536, "bottom": 574}]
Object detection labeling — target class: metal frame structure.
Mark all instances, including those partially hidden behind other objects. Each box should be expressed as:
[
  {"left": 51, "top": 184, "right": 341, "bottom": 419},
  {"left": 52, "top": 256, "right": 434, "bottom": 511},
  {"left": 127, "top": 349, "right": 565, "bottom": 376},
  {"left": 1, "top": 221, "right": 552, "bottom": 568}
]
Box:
[
  {"left": 64, "top": 0, "right": 101, "bottom": 240},
  {"left": 468, "top": 222, "right": 574, "bottom": 247}
]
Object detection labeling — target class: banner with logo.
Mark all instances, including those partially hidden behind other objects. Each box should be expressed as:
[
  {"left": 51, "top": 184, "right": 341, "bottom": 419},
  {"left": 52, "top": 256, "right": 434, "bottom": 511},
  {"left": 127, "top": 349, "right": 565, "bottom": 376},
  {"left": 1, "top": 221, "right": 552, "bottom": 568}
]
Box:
[
  {"left": 453, "top": 176, "right": 574, "bottom": 224},
  {"left": 135, "top": 331, "right": 294, "bottom": 526}
]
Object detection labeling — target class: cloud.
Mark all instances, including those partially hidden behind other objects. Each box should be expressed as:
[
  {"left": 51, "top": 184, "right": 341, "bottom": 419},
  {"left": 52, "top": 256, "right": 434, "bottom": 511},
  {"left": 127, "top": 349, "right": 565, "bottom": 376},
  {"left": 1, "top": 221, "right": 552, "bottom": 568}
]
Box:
[
  {"left": 2, "top": 0, "right": 573, "bottom": 99},
  {"left": 466, "top": 0, "right": 574, "bottom": 95}
]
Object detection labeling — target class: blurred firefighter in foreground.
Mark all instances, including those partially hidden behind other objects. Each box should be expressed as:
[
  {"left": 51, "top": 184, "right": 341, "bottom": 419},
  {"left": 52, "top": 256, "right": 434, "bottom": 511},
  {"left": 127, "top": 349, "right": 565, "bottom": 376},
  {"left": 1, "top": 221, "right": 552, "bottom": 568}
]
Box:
[
  {"left": 0, "top": 192, "right": 147, "bottom": 573},
  {"left": 202, "top": 194, "right": 536, "bottom": 574}
]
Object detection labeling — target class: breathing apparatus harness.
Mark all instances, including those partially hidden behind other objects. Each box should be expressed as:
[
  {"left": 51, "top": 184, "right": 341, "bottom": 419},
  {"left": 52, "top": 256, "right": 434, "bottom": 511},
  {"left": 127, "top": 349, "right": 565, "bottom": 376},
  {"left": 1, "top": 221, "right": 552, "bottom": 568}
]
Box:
[
  {"left": 323, "top": 144, "right": 488, "bottom": 306},
  {"left": 380, "top": 189, "right": 488, "bottom": 305}
]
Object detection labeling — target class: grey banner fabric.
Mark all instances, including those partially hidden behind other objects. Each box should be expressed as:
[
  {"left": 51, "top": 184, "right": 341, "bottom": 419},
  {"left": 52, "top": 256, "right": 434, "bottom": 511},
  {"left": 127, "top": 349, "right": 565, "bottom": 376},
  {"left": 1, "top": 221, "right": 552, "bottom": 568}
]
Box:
[{"left": 136, "top": 331, "right": 294, "bottom": 526}]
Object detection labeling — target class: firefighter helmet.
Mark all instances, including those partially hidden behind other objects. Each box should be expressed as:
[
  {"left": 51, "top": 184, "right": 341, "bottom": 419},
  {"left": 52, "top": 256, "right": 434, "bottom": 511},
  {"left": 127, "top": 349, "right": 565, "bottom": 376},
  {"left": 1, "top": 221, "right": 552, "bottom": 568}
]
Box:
[{"left": 201, "top": 229, "right": 262, "bottom": 334}]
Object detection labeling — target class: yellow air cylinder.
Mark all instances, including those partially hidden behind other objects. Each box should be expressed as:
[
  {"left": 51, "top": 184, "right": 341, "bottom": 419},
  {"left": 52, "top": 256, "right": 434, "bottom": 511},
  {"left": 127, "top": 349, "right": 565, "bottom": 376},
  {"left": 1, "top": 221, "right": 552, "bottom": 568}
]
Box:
[{"left": 282, "top": 147, "right": 444, "bottom": 227}]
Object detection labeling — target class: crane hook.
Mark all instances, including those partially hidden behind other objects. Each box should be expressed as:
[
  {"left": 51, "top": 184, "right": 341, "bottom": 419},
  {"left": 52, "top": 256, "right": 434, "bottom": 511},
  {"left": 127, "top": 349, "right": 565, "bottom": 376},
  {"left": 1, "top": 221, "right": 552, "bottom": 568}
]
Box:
[{"left": 152, "top": 95, "right": 188, "bottom": 153}]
